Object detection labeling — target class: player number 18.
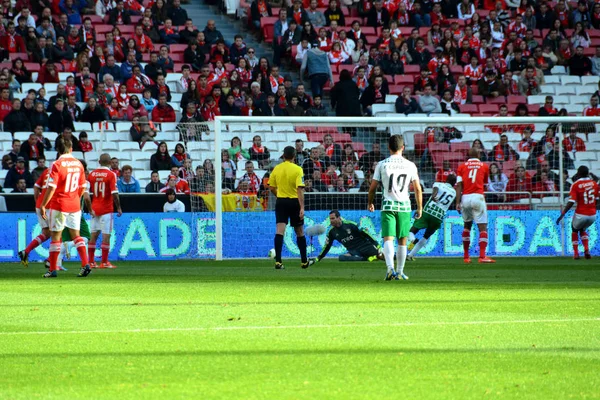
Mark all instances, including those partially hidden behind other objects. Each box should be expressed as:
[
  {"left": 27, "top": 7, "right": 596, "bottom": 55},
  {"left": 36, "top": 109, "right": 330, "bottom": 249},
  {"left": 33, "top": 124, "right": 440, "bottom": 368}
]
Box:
[{"left": 64, "top": 172, "right": 81, "bottom": 193}]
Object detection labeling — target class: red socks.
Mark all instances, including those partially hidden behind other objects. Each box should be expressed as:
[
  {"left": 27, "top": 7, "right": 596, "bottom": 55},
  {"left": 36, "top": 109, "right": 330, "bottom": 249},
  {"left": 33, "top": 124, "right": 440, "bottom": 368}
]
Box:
[
  {"left": 572, "top": 232, "right": 580, "bottom": 256},
  {"left": 462, "top": 229, "right": 470, "bottom": 258},
  {"left": 48, "top": 241, "right": 61, "bottom": 272},
  {"left": 25, "top": 234, "right": 48, "bottom": 255},
  {"left": 479, "top": 231, "right": 488, "bottom": 259},
  {"left": 101, "top": 243, "right": 110, "bottom": 264},
  {"left": 88, "top": 243, "right": 96, "bottom": 264},
  {"left": 73, "top": 237, "right": 89, "bottom": 267},
  {"left": 581, "top": 231, "right": 590, "bottom": 253}
]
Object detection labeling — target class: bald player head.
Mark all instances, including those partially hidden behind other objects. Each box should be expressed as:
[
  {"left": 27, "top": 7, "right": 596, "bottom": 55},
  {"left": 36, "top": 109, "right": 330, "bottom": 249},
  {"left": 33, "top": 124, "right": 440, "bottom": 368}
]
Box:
[
  {"left": 99, "top": 153, "right": 112, "bottom": 166},
  {"left": 468, "top": 148, "right": 479, "bottom": 159}
]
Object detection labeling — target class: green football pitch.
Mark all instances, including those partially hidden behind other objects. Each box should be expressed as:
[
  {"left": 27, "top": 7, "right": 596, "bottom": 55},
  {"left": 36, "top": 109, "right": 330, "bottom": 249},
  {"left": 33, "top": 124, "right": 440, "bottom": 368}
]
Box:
[{"left": 0, "top": 258, "right": 599, "bottom": 399}]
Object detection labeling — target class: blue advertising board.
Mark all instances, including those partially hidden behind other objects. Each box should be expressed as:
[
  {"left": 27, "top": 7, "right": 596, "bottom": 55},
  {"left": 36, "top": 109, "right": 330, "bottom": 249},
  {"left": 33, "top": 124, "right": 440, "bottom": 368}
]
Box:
[{"left": 0, "top": 211, "right": 596, "bottom": 262}]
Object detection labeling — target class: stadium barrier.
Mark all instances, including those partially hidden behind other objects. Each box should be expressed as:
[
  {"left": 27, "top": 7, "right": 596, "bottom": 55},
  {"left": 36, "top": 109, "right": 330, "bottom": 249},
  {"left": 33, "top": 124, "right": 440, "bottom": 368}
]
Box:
[{"left": 2, "top": 210, "right": 597, "bottom": 262}]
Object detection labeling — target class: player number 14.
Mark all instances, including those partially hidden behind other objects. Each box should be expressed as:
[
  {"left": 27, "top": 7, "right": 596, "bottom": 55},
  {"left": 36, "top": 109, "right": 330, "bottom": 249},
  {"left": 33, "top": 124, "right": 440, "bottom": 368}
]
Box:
[{"left": 94, "top": 181, "right": 106, "bottom": 198}]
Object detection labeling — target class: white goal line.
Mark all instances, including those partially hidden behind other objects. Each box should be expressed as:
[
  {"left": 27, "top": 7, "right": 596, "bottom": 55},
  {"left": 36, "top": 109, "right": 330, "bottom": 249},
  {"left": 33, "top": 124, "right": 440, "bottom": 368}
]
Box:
[{"left": 1, "top": 317, "right": 598, "bottom": 336}]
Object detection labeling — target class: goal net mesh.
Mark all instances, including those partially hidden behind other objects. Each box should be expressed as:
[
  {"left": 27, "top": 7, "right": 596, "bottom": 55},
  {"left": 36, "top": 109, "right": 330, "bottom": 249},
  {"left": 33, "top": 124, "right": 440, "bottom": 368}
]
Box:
[{"left": 170, "top": 116, "right": 599, "bottom": 260}]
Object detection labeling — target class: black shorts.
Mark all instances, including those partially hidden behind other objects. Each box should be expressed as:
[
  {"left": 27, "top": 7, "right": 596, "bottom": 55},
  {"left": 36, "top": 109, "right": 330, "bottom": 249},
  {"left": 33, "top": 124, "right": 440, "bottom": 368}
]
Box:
[
  {"left": 348, "top": 244, "right": 380, "bottom": 258},
  {"left": 275, "top": 198, "right": 303, "bottom": 227}
]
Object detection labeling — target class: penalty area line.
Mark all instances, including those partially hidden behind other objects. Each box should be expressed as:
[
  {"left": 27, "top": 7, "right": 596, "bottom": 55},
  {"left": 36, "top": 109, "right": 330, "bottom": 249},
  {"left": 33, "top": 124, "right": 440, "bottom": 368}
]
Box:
[{"left": 1, "top": 317, "right": 599, "bottom": 336}]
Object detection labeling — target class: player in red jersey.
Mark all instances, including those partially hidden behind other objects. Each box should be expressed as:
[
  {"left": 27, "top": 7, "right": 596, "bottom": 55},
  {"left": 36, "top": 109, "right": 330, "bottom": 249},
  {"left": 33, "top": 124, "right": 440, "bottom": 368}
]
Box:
[
  {"left": 455, "top": 148, "right": 495, "bottom": 264},
  {"left": 557, "top": 166, "right": 599, "bottom": 259},
  {"left": 39, "top": 138, "right": 91, "bottom": 278},
  {"left": 18, "top": 168, "right": 51, "bottom": 267},
  {"left": 88, "top": 153, "right": 122, "bottom": 269}
]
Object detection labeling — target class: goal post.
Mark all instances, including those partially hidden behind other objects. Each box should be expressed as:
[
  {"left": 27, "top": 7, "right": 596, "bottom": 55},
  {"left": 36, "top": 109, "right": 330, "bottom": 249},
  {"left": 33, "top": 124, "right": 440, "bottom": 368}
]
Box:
[{"left": 209, "top": 115, "right": 600, "bottom": 261}]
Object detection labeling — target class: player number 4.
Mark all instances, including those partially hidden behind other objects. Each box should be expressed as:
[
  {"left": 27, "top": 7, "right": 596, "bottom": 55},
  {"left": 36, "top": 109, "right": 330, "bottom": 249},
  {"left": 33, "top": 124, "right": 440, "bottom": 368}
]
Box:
[
  {"left": 64, "top": 172, "right": 81, "bottom": 193},
  {"left": 468, "top": 168, "right": 478, "bottom": 183}
]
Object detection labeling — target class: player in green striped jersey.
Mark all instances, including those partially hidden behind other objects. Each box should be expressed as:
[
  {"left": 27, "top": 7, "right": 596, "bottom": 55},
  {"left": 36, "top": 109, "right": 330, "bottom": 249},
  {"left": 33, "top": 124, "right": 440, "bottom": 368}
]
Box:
[{"left": 406, "top": 174, "right": 457, "bottom": 261}]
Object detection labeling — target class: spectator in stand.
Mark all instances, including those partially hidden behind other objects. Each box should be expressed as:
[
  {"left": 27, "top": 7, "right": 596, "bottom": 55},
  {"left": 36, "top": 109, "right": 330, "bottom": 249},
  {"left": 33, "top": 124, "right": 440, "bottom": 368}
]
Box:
[
  {"left": 260, "top": 93, "right": 283, "bottom": 116},
  {"left": 324, "top": 0, "right": 345, "bottom": 26},
  {"left": 145, "top": 53, "right": 167, "bottom": 83},
  {"left": 19, "top": 134, "right": 45, "bottom": 163},
  {"left": 31, "top": 157, "right": 47, "bottom": 182},
  {"left": 360, "top": 75, "right": 387, "bottom": 115},
  {"left": 80, "top": 98, "right": 106, "bottom": 124},
  {"left": 98, "top": 55, "right": 122, "bottom": 85},
  {"left": 409, "top": 38, "right": 432, "bottom": 68},
  {"left": 518, "top": 127, "right": 537, "bottom": 152},
  {"left": 395, "top": 87, "right": 421, "bottom": 115},
  {"left": 302, "top": 147, "right": 327, "bottom": 177},
  {"left": 4, "top": 140, "right": 20, "bottom": 166},
  {"left": 591, "top": 48, "right": 600, "bottom": 75},
  {"left": 203, "top": 20, "right": 224, "bottom": 46},
  {"left": 150, "top": 75, "right": 172, "bottom": 102},
  {"left": 330, "top": 69, "right": 361, "bottom": 116},
  {"left": 141, "top": 88, "right": 158, "bottom": 114},
  {"left": 435, "top": 160, "right": 455, "bottom": 183},
  {"left": 358, "top": 142, "right": 383, "bottom": 173},
  {"left": 486, "top": 163, "right": 509, "bottom": 202},
  {"left": 151, "top": 94, "right": 176, "bottom": 122},
  {"left": 304, "top": 94, "right": 327, "bottom": 116},
  {"left": 366, "top": 0, "right": 389, "bottom": 28},
  {"left": 478, "top": 69, "right": 506, "bottom": 99},
  {"left": 440, "top": 89, "right": 460, "bottom": 115},
  {"left": 418, "top": 84, "right": 442, "bottom": 115},
  {"left": 249, "top": 135, "right": 271, "bottom": 168},
  {"left": 3, "top": 98, "right": 30, "bottom": 133},
  {"left": 126, "top": 95, "right": 148, "bottom": 121},
  {"left": 507, "top": 166, "right": 532, "bottom": 201},
  {"left": 117, "top": 165, "right": 140, "bottom": 193},
  {"left": 11, "top": 178, "right": 27, "bottom": 193},
  {"left": 31, "top": 104, "right": 50, "bottom": 132},
  {"left": 78, "top": 132, "right": 93, "bottom": 153},
  {"left": 230, "top": 34, "right": 248, "bottom": 66},
  {"left": 171, "top": 143, "right": 189, "bottom": 168},
  {"left": 300, "top": 47, "right": 334, "bottom": 97},
  {"left": 108, "top": 0, "right": 131, "bottom": 25},
  {"left": 341, "top": 143, "right": 359, "bottom": 165},
  {"left": 250, "top": 0, "right": 272, "bottom": 29},
  {"left": 472, "top": 139, "right": 489, "bottom": 162},
  {"left": 145, "top": 171, "right": 166, "bottom": 193},
  {"left": 285, "top": 95, "right": 304, "bottom": 116},
  {"left": 562, "top": 127, "right": 587, "bottom": 152},
  {"left": 538, "top": 96, "right": 558, "bottom": 116},
  {"left": 4, "top": 156, "right": 32, "bottom": 190},
  {"left": 36, "top": 61, "right": 60, "bottom": 85},
  {"left": 221, "top": 93, "right": 242, "bottom": 116},
  {"left": 151, "top": 142, "right": 174, "bottom": 171},
  {"left": 322, "top": 134, "right": 342, "bottom": 167},
  {"left": 569, "top": 46, "right": 593, "bottom": 76},
  {"left": 382, "top": 50, "right": 404, "bottom": 76},
  {"left": 179, "top": 19, "right": 199, "bottom": 45},
  {"left": 491, "top": 134, "right": 520, "bottom": 162},
  {"left": 0, "top": 22, "right": 26, "bottom": 54}
]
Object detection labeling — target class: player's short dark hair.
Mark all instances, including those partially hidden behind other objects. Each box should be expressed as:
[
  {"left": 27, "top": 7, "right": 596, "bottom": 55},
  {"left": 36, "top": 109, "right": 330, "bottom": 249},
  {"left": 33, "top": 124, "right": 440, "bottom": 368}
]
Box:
[
  {"left": 56, "top": 137, "right": 72, "bottom": 154},
  {"left": 388, "top": 135, "right": 404, "bottom": 152},
  {"left": 283, "top": 146, "right": 296, "bottom": 160},
  {"left": 446, "top": 174, "right": 457, "bottom": 186},
  {"left": 329, "top": 209, "right": 341, "bottom": 218},
  {"left": 577, "top": 165, "right": 590, "bottom": 177}
]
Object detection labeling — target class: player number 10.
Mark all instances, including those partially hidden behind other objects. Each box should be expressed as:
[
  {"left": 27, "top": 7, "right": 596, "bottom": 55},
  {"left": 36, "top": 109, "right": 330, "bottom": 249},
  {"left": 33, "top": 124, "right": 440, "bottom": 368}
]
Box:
[
  {"left": 64, "top": 172, "right": 81, "bottom": 193},
  {"left": 388, "top": 173, "right": 407, "bottom": 193}
]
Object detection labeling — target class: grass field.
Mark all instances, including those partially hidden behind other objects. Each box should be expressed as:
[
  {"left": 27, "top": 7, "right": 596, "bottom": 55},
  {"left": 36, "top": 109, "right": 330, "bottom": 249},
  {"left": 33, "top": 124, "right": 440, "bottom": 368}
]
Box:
[{"left": 0, "top": 257, "right": 599, "bottom": 399}]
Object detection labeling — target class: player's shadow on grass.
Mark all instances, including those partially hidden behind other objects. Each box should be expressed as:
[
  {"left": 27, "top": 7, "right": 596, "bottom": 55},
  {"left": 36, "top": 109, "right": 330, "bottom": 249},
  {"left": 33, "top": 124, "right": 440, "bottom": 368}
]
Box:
[{"left": 0, "top": 347, "right": 597, "bottom": 359}]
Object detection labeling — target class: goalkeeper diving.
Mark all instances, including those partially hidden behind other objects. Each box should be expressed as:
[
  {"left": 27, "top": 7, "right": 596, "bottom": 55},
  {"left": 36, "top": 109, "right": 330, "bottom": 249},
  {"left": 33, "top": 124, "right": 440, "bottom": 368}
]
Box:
[
  {"left": 309, "top": 210, "right": 384, "bottom": 263},
  {"left": 406, "top": 174, "right": 457, "bottom": 260}
]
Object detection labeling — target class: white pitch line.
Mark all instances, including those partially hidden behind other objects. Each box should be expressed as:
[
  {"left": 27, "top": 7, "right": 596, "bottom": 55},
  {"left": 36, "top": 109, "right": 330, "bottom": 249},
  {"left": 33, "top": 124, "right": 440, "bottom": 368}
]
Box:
[{"left": 1, "top": 318, "right": 599, "bottom": 336}]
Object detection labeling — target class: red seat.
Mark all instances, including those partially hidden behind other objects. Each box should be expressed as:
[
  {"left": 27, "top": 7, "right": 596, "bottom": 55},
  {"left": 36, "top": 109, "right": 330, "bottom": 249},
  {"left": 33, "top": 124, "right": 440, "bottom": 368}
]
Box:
[
  {"left": 487, "top": 96, "right": 506, "bottom": 104},
  {"left": 25, "top": 62, "right": 41, "bottom": 72},
  {"left": 169, "top": 44, "right": 187, "bottom": 53},
  {"left": 394, "top": 75, "right": 413, "bottom": 85},
  {"left": 388, "top": 84, "right": 402, "bottom": 94},
  {"left": 317, "top": 126, "right": 340, "bottom": 133},
  {"left": 450, "top": 65, "right": 463, "bottom": 75},
  {"left": 384, "top": 74, "right": 394, "bottom": 84},
  {"left": 507, "top": 95, "right": 527, "bottom": 104},
  {"left": 95, "top": 24, "right": 113, "bottom": 34},
  {"left": 450, "top": 142, "right": 470, "bottom": 154},
  {"left": 339, "top": 64, "right": 354, "bottom": 74},
  {"left": 527, "top": 104, "right": 539, "bottom": 114},
  {"left": 352, "top": 142, "right": 366, "bottom": 152},
  {"left": 470, "top": 84, "right": 478, "bottom": 95},
  {"left": 404, "top": 65, "right": 420, "bottom": 74},
  {"left": 361, "top": 27, "right": 376, "bottom": 35},
  {"left": 479, "top": 104, "right": 499, "bottom": 113},
  {"left": 414, "top": 133, "right": 426, "bottom": 156},
  {"left": 501, "top": 160, "right": 519, "bottom": 174},
  {"left": 428, "top": 142, "right": 449, "bottom": 152},
  {"left": 460, "top": 104, "right": 478, "bottom": 114},
  {"left": 472, "top": 95, "right": 484, "bottom": 104}
]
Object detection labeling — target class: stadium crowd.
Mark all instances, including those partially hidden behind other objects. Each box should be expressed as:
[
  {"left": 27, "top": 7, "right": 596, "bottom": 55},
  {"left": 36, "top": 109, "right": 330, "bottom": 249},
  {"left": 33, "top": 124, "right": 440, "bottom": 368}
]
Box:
[{"left": 0, "top": 0, "right": 599, "bottom": 200}]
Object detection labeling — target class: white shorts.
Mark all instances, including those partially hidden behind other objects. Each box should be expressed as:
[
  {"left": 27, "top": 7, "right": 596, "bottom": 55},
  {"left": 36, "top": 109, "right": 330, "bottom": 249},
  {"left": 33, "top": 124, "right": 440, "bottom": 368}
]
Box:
[
  {"left": 572, "top": 213, "right": 596, "bottom": 232},
  {"left": 48, "top": 209, "right": 81, "bottom": 232},
  {"left": 461, "top": 194, "right": 488, "bottom": 224},
  {"left": 91, "top": 213, "right": 114, "bottom": 235},
  {"left": 36, "top": 208, "right": 49, "bottom": 229}
]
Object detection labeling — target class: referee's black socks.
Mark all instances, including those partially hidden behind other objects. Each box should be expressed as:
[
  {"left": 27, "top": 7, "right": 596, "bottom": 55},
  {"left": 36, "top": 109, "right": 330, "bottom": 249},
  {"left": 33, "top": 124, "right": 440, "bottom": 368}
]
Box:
[
  {"left": 274, "top": 234, "right": 284, "bottom": 263},
  {"left": 297, "top": 236, "right": 307, "bottom": 263}
]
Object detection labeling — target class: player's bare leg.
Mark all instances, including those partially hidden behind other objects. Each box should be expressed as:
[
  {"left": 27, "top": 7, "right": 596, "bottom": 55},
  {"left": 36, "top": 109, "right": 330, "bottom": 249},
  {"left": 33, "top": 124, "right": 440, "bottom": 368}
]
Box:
[
  {"left": 408, "top": 227, "right": 436, "bottom": 261},
  {"left": 88, "top": 231, "right": 100, "bottom": 268},
  {"left": 68, "top": 228, "right": 91, "bottom": 277},
  {"left": 274, "top": 223, "right": 286, "bottom": 269},
  {"left": 20, "top": 227, "right": 51, "bottom": 268},
  {"left": 101, "top": 235, "right": 116, "bottom": 268},
  {"left": 477, "top": 223, "right": 495, "bottom": 263},
  {"left": 462, "top": 221, "right": 472, "bottom": 263},
  {"left": 407, "top": 228, "right": 420, "bottom": 252}
]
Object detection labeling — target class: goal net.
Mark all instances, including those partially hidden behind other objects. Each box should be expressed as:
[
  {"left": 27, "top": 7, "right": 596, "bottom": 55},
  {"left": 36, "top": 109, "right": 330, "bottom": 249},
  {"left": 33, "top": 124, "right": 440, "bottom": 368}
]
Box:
[{"left": 203, "top": 115, "right": 600, "bottom": 260}]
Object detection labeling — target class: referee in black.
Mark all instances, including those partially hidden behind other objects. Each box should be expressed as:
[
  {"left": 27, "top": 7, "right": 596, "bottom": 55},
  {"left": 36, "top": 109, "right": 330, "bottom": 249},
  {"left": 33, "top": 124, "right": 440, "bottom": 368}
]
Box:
[{"left": 268, "top": 146, "right": 309, "bottom": 269}]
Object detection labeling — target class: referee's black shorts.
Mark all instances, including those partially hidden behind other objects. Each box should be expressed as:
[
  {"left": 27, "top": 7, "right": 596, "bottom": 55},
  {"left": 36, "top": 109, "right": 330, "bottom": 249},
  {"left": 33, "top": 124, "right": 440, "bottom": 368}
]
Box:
[{"left": 275, "top": 198, "right": 304, "bottom": 227}]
